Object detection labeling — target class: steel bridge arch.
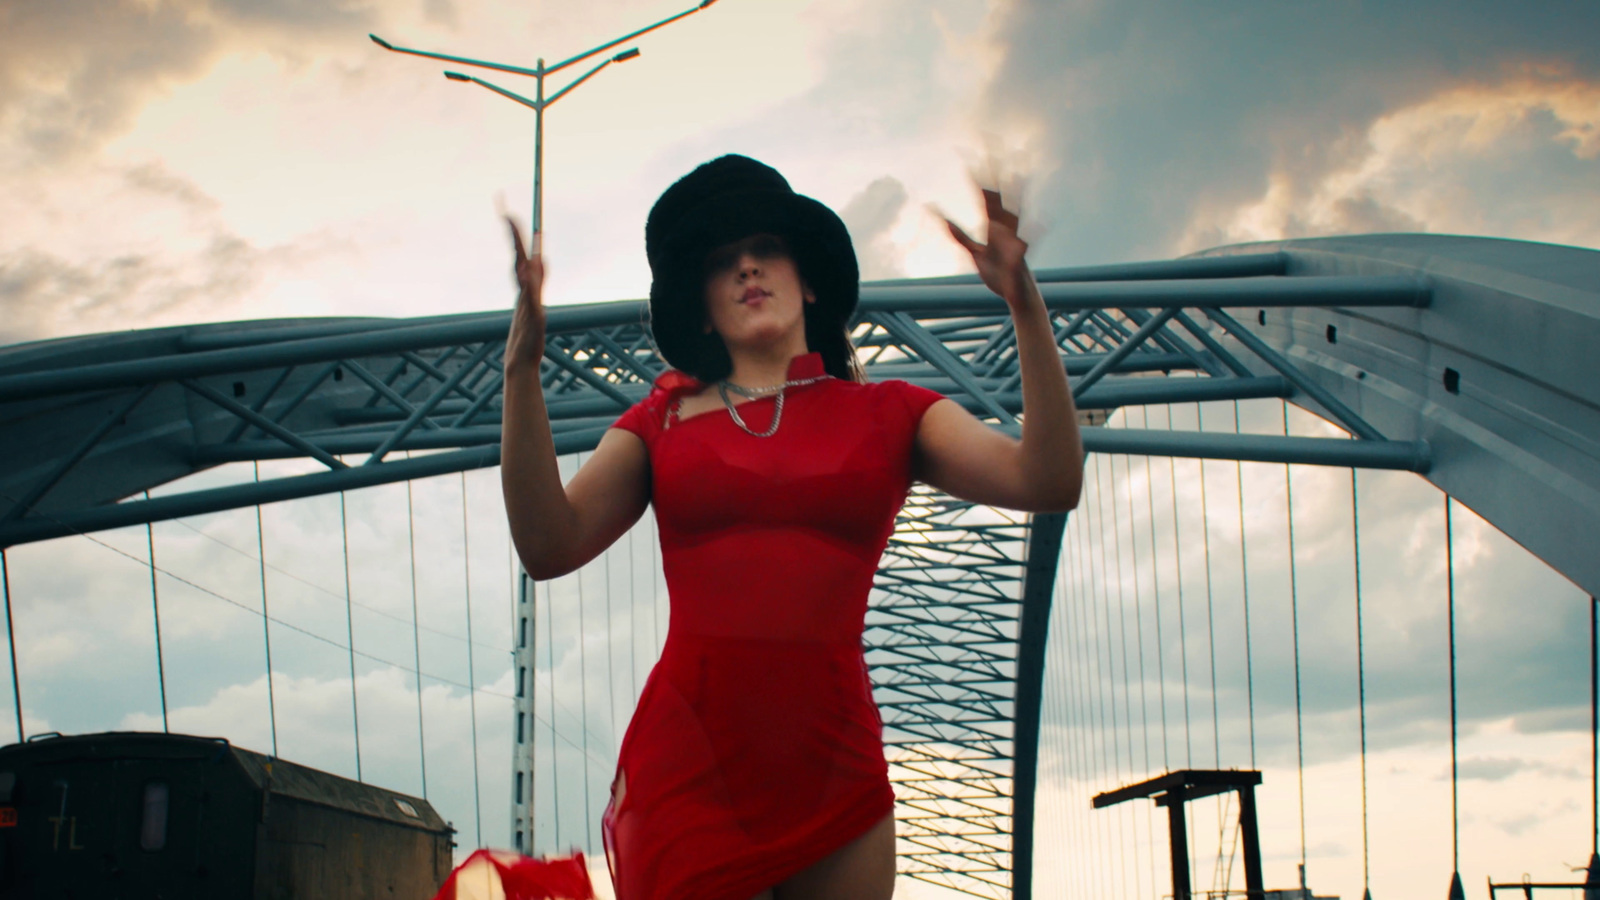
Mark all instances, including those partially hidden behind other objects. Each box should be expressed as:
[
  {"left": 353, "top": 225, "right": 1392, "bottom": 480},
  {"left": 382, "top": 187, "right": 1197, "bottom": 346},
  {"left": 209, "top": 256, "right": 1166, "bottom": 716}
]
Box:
[{"left": 0, "top": 233, "right": 1594, "bottom": 898}]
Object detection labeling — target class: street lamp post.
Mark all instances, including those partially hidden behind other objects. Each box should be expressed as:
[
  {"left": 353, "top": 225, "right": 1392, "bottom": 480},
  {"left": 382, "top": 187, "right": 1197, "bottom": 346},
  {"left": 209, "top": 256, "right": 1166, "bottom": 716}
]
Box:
[{"left": 372, "top": 0, "right": 719, "bottom": 237}]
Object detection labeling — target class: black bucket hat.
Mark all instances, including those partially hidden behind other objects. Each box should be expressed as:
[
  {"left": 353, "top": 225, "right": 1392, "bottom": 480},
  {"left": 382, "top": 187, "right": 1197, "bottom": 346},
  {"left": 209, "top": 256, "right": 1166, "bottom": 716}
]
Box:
[{"left": 645, "top": 155, "right": 859, "bottom": 380}]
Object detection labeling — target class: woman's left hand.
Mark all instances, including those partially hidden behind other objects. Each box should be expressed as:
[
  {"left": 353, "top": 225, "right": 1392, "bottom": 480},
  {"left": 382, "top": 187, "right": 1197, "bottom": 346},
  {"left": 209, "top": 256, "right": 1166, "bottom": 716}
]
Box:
[{"left": 940, "top": 187, "right": 1033, "bottom": 306}]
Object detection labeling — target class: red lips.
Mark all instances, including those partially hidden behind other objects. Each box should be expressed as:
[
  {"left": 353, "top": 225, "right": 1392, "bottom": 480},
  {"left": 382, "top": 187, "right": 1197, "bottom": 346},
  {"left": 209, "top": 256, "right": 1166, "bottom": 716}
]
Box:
[{"left": 741, "top": 286, "right": 769, "bottom": 302}]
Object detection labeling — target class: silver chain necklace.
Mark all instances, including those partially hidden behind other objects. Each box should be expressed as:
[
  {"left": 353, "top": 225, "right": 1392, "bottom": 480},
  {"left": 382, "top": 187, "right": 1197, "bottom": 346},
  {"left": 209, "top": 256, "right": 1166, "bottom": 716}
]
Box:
[{"left": 717, "top": 374, "right": 831, "bottom": 437}]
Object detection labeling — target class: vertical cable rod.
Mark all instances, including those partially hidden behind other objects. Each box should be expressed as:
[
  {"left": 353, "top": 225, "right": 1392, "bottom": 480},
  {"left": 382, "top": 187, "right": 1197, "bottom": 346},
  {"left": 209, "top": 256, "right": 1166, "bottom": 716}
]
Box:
[
  {"left": 1105, "top": 454, "right": 1144, "bottom": 899},
  {"left": 546, "top": 566, "right": 562, "bottom": 847},
  {"left": 1056, "top": 541, "right": 1089, "bottom": 898},
  {"left": 1195, "top": 404, "right": 1228, "bottom": 894},
  {"left": 460, "top": 472, "right": 484, "bottom": 848},
  {"left": 1163, "top": 405, "right": 1193, "bottom": 769},
  {"left": 1446, "top": 495, "right": 1460, "bottom": 872},
  {"left": 1116, "top": 451, "right": 1159, "bottom": 897},
  {"left": 1592, "top": 593, "right": 1598, "bottom": 856},
  {"left": 1195, "top": 405, "right": 1222, "bottom": 769},
  {"left": 1074, "top": 493, "right": 1111, "bottom": 897},
  {"left": 1076, "top": 510, "right": 1111, "bottom": 898},
  {"left": 604, "top": 546, "right": 618, "bottom": 766},
  {"left": 2, "top": 549, "right": 22, "bottom": 741},
  {"left": 1089, "top": 457, "right": 1131, "bottom": 898},
  {"left": 1234, "top": 402, "right": 1256, "bottom": 766},
  {"left": 575, "top": 461, "right": 595, "bottom": 850},
  {"left": 340, "top": 491, "right": 362, "bottom": 781},
  {"left": 253, "top": 462, "right": 279, "bottom": 757},
  {"left": 1283, "top": 402, "right": 1308, "bottom": 873},
  {"left": 143, "top": 492, "right": 169, "bottom": 733},
  {"left": 406, "top": 478, "right": 428, "bottom": 797},
  {"left": 1139, "top": 408, "right": 1170, "bottom": 773},
  {"left": 1353, "top": 469, "right": 1370, "bottom": 892}
]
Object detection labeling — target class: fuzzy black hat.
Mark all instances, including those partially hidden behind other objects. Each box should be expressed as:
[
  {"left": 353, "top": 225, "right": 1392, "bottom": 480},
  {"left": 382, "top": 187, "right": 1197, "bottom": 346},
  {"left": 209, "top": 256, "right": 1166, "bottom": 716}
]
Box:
[{"left": 645, "top": 155, "right": 860, "bottom": 382}]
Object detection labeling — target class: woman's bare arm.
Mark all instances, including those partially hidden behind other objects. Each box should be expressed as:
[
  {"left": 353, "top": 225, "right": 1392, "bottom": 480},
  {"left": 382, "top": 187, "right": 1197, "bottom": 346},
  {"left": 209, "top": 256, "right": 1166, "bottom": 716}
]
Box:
[
  {"left": 913, "top": 189, "right": 1084, "bottom": 513},
  {"left": 500, "top": 219, "right": 651, "bottom": 580}
]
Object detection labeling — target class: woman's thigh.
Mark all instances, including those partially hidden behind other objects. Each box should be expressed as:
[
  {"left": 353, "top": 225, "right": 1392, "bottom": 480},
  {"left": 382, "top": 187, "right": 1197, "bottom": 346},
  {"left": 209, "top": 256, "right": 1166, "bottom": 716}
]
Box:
[{"left": 774, "top": 813, "right": 896, "bottom": 900}]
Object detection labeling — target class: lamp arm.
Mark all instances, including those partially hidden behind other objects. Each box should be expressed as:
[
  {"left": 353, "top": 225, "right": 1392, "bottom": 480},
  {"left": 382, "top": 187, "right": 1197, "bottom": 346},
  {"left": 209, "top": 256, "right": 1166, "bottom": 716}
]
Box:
[
  {"left": 462, "top": 75, "right": 542, "bottom": 111},
  {"left": 543, "top": 58, "right": 616, "bottom": 107},
  {"left": 544, "top": 1, "right": 705, "bottom": 75},
  {"left": 371, "top": 35, "right": 543, "bottom": 78}
]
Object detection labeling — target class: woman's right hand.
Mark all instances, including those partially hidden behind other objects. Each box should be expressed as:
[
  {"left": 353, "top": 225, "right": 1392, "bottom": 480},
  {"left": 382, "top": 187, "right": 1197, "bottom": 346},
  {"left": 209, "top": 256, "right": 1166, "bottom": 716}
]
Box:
[{"left": 505, "top": 216, "right": 546, "bottom": 373}]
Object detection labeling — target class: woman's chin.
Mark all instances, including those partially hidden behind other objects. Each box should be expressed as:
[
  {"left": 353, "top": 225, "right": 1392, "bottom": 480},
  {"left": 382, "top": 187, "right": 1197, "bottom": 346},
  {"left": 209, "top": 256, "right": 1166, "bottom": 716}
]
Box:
[{"left": 722, "top": 323, "right": 801, "bottom": 353}]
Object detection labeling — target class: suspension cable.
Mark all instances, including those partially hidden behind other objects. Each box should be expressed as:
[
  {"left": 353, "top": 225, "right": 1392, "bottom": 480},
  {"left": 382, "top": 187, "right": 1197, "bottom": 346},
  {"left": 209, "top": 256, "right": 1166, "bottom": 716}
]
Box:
[
  {"left": 1195, "top": 404, "right": 1229, "bottom": 892},
  {"left": 1075, "top": 482, "right": 1113, "bottom": 897},
  {"left": 460, "top": 472, "right": 484, "bottom": 849},
  {"left": 1104, "top": 454, "right": 1142, "bottom": 897},
  {"left": 576, "top": 453, "right": 595, "bottom": 850},
  {"left": 1139, "top": 409, "right": 1170, "bottom": 773},
  {"left": 1164, "top": 406, "right": 1193, "bottom": 769},
  {"left": 545, "top": 568, "right": 563, "bottom": 848},
  {"left": 1090, "top": 456, "right": 1132, "bottom": 898},
  {"left": 1116, "top": 451, "right": 1159, "bottom": 897},
  {"left": 254, "top": 462, "right": 279, "bottom": 758},
  {"left": 1283, "top": 402, "right": 1308, "bottom": 873},
  {"left": 604, "top": 541, "right": 617, "bottom": 749},
  {"left": 1592, "top": 594, "right": 1598, "bottom": 856},
  {"left": 1195, "top": 405, "right": 1222, "bottom": 770},
  {"left": 1078, "top": 506, "right": 1113, "bottom": 898},
  {"left": 1235, "top": 402, "right": 1256, "bottom": 767},
  {"left": 1058, "top": 532, "right": 1092, "bottom": 898},
  {"left": 1446, "top": 494, "right": 1459, "bottom": 873},
  {"left": 339, "top": 490, "right": 362, "bottom": 781},
  {"left": 143, "top": 492, "right": 169, "bottom": 733},
  {"left": 2, "top": 549, "right": 21, "bottom": 741},
  {"left": 1354, "top": 469, "right": 1370, "bottom": 892},
  {"left": 406, "top": 477, "right": 427, "bottom": 797}
]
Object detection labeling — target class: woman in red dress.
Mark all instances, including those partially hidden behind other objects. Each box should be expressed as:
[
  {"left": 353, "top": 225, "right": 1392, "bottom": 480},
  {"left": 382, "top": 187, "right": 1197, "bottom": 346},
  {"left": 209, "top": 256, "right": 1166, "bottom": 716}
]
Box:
[{"left": 500, "top": 155, "right": 1083, "bottom": 900}]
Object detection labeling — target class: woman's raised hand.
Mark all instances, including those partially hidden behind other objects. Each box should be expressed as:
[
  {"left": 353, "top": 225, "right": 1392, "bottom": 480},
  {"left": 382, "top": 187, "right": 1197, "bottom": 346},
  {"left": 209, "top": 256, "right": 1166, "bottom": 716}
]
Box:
[
  {"left": 939, "top": 186, "right": 1033, "bottom": 307},
  {"left": 505, "top": 216, "right": 547, "bottom": 373}
]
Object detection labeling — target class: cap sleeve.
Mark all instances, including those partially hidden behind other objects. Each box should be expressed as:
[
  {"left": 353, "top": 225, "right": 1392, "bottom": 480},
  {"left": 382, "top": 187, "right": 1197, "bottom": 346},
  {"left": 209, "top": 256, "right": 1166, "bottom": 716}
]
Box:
[
  {"left": 610, "top": 369, "right": 703, "bottom": 445},
  {"left": 611, "top": 394, "right": 665, "bottom": 443},
  {"left": 878, "top": 379, "right": 945, "bottom": 431}
]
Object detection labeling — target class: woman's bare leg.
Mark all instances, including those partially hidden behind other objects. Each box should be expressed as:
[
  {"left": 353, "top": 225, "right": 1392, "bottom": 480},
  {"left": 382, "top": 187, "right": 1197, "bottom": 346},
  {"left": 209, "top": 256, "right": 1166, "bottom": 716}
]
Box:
[{"left": 775, "top": 813, "right": 895, "bottom": 900}]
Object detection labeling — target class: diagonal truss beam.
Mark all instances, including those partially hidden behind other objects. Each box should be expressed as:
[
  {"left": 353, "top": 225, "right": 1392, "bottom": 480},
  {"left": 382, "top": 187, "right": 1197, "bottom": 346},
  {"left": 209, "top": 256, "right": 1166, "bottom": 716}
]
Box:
[{"left": 0, "top": 245, "right": 1462, "bottom": 900}]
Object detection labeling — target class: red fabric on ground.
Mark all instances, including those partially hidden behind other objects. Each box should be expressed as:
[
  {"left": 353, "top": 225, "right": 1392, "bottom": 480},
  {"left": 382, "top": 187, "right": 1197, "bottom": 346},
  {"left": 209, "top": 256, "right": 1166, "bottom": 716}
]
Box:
[
  {"left": 431, "top": 849, "right": 595, "bottom": 900},
  {"left": 603, "top": 353, "right": 943, "bottom": 900}
]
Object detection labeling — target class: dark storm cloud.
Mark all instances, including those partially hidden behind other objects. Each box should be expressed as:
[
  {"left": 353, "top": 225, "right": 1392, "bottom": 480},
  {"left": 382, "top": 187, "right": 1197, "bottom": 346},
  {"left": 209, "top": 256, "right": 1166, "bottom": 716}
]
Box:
[
  {"left": 0, "top": 0, "right": 377, "bottom": 164},
  {"left": 975, "top": 0, "right": 1600, "bottom": 263}
]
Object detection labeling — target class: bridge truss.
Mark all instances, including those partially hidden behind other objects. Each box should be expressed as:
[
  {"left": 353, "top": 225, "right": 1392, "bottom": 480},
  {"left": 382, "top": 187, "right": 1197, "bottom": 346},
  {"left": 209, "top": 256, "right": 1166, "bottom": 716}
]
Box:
[{"left": 1, "top": 235, "right": 1594, "bottom": 899}]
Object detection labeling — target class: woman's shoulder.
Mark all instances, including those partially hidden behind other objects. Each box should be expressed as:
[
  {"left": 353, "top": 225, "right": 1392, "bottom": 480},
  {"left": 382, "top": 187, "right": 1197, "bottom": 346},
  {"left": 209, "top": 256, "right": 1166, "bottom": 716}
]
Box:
[
  {"left": 612, "top": 369, "right": 705, "bottom": 440},
  {"left": 847, "top": 377, "right": 946, "bottom": 423}
]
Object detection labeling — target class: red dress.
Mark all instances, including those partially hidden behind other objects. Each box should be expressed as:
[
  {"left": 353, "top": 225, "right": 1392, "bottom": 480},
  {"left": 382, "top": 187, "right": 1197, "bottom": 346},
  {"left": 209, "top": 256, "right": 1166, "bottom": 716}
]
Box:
[{"left": 602, "top": 352, "right": 943, "bottom": 900}]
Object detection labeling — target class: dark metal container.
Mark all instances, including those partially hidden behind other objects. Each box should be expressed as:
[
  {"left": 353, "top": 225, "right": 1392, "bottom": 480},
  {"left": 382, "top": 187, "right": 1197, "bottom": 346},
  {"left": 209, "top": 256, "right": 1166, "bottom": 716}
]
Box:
[{"left": 0, "top": 731, "right": 454, "bottom": 899}]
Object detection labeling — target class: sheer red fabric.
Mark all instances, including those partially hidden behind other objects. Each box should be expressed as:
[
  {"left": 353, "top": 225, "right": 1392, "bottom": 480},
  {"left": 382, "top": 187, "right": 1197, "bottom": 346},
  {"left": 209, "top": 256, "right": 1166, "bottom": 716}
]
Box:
[
  {"left": 431, "top": 849, "right": 595, "bottom": 900},
  {"left": 602, "top": 352, "right": 943, "bottom": 900}
]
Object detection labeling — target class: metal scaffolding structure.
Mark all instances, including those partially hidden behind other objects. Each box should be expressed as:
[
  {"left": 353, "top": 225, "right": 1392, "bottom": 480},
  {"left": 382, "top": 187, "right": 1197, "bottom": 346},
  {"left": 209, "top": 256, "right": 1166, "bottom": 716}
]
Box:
[{"left": 1, "top": 234, "right": 1596, "bottom": 899}]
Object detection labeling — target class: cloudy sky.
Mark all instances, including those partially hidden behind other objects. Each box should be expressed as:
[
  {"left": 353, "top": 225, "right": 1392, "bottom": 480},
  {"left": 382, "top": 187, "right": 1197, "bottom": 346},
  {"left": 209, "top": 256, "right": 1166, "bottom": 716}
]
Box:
[{"left": 2, "top": 0, "right": 1598, "bottom": 898}]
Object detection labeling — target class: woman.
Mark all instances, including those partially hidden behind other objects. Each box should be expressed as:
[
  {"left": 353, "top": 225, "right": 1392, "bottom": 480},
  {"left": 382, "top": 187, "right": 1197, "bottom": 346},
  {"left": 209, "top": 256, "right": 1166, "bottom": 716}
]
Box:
[{"left": 500, "top": 155, "right": 1083, "bottom": 900}]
